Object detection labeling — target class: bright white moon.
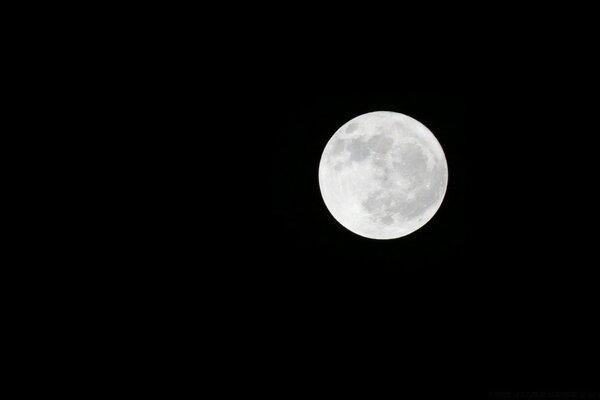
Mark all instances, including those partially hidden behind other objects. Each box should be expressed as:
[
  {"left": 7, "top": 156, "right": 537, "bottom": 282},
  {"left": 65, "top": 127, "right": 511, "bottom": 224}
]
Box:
[{"left": 318, "top": 111, "right": 448, "bottom": 239}]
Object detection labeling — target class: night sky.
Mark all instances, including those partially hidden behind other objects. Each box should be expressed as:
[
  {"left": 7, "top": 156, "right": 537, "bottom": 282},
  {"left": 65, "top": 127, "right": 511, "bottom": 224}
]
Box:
[{"left": 228, "top": 87, "right": 597, "bottom": 392}]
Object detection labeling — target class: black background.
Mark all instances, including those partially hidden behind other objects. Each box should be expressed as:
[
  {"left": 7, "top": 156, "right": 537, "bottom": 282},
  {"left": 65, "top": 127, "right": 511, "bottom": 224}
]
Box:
[
  {"left": 107, "top": 20, "right": 599, "bottom": 395},
  {"left": 14, "top": 5, "right": 600, "bottom": 397},
  {"left": 206, "top": 89, "right": 472, "bottom": 393},
  {"left": 203, "top": 81, "right": 598, "bottom": 393}
]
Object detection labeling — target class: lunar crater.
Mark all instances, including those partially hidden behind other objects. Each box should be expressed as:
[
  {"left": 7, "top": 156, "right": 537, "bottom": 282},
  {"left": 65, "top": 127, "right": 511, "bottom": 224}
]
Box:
[{"left": 345, "top": 122, "right": 359, "bottom": 133}]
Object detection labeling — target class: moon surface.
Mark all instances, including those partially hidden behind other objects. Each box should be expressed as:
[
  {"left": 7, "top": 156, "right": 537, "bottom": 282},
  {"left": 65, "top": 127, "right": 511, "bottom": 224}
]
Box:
[{"left": 318, "top": 111, "right": 448, "bottom": 239}]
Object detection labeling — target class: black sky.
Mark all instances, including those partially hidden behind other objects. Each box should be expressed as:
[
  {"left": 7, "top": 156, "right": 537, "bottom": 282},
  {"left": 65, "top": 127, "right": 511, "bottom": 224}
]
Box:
[
  {"left": 145, "top": 49, "right": 598, "bottom": 391},
  {"left": 220, "top": 86, "right": 598, "bottom": 391}
]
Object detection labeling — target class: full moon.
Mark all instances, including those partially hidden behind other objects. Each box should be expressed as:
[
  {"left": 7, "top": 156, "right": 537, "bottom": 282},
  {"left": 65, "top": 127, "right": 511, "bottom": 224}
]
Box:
[{"left": 318, "top": 111, "right": 448, "bottom": 239}]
